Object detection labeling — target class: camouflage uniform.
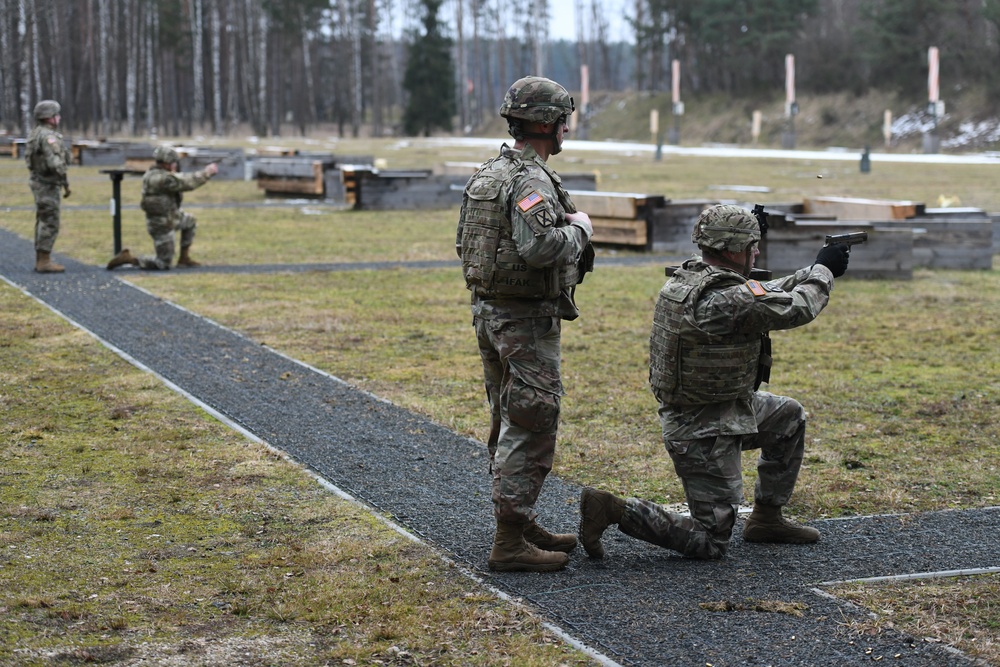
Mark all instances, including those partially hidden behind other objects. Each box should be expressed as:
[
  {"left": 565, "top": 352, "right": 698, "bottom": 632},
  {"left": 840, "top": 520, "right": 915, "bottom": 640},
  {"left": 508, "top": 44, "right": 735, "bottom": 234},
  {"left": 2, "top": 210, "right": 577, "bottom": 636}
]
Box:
[
  {"left": 459, "top": 77, "right": 595, "bottom": 537},
  {"left": 137, "top": 158, "right": 213, "bottom": 270},
  {"left": 460, "top": 139, "right": 590, "bottom": 524},
  {"left": 24, "top": 102, "right": 70, "bottom": 254},
  {"left": 609, "top": 202, "right": 836, "bottom": 558}
]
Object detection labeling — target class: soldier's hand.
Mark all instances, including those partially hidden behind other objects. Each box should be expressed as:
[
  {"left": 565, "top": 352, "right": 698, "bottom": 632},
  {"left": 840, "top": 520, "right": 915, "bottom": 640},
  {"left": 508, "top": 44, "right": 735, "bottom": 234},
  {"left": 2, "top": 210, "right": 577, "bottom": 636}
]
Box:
[
  {"left": 63, "top": 185, "right": 71, "bottom": 198},
  {"left": 815, "top": 243, "right": 849, "bottom": 278},
  {"left": 205, "top": 162, "right": 219, "bottom": 177},
  {"left": 566, "top": 211, "right": 593, "bottom": 241}
]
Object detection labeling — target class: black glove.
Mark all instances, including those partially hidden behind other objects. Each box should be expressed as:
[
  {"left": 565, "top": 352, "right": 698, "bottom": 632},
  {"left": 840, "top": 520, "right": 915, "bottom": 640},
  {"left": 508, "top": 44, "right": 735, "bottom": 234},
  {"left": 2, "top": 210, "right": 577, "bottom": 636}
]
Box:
[{"left": 814, "top": 243, "right": 849, "bottom": 278}]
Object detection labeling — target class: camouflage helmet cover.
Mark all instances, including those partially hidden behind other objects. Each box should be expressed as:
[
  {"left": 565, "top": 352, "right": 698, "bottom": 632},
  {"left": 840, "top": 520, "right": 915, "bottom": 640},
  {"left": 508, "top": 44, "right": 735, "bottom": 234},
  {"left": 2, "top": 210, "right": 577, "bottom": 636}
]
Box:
[
  {"left": 33, "top": 100, "right": 61, "bottom": 121},
  {"left": 691, "top": 204, "right": 761, "bottom": 252},
  {"left": 153, "top": 145, "right": 180, "bottom": 164},
  {"left": 499, "top": 76, "right": 575, "bottom": 125}
]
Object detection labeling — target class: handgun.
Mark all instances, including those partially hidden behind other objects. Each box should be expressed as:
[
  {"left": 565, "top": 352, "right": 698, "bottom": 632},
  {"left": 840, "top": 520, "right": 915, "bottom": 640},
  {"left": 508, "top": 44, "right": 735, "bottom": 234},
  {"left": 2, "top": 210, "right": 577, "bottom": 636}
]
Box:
[{"left": 824, "top": 231, "right": 868, "bottom": 249}]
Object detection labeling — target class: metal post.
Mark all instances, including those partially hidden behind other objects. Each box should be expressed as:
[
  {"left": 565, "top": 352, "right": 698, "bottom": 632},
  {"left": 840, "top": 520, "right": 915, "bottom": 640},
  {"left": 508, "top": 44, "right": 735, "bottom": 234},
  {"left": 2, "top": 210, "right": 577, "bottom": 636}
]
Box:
[
  {"left": 110, "top": 172, "right": 123, "bottom": 254},
  {"left": 100, "top": 168, "right": 145, "bottom": 255}
]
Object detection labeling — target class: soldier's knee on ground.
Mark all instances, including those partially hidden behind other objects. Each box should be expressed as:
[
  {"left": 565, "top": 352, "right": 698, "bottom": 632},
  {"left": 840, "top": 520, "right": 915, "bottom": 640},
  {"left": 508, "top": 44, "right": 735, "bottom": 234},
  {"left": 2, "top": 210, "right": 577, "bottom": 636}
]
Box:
[
  {"left": 506, "top": 379, "right": 560, "bottom": 432},
  {"left": 689, "top": 500, "right": 738, "bottom": 557}
]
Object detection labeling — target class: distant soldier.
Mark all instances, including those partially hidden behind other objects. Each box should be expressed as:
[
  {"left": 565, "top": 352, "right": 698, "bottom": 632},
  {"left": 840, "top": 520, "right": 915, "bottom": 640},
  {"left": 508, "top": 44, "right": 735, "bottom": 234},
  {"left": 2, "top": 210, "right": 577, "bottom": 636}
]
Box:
[
  {"left": 25, "top": 99, "right": 71, "bottom": 273},
  {"left": 106, "top": 145, "right": 218, "bottom": 271}
]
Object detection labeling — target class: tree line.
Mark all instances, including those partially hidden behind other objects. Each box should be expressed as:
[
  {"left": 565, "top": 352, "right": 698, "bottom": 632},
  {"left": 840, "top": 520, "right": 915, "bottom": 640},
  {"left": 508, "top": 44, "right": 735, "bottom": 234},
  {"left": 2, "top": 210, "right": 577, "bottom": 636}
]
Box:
[{"left": 2, "top": 0, "right": 998, "bottom": 139}]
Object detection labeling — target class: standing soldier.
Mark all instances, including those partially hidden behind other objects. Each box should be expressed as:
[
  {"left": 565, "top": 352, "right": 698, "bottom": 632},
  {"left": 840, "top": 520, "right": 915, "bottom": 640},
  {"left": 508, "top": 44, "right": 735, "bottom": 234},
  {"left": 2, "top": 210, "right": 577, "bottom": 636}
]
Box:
[
  {"left": 25, "top": 100, "right": 71, "bottom": 273},
  {"left": 457, "top": 76, "right": 594, "bottom": 573},
  {"left": 579, "top": 204, "right": 851, "bottom": 561},
  {"left": 106, "top": 145, "right": 217, "bottom": 271}
]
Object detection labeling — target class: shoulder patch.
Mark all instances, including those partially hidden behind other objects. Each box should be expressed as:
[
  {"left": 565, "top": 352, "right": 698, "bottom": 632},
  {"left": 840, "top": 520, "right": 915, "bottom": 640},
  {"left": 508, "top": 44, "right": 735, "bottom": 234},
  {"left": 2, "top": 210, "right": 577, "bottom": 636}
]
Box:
[
  {"left": 745, "top": 279, "right": 767, "bottom": 297},
  {"left": 517, "top": 191, "right": 544, "bottom": 212},
  {"left": 533, "top": 208, "right": 556, "bottom": 227},
  {"left": 47, "top": 136, "right": 57, "bottom": 144}
]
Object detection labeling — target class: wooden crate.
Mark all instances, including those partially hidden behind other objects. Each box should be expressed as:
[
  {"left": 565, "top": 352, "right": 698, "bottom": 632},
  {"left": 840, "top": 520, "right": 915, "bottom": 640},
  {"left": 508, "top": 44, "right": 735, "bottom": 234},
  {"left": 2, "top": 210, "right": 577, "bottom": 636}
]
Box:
[{"left": 256, "top": 158, "right": 330, "bottom": 196}]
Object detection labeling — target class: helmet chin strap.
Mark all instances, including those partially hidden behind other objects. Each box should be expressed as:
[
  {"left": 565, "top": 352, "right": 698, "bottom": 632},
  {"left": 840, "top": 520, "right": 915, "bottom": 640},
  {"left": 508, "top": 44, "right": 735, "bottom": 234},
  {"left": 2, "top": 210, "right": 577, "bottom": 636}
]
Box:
[
  {"left": 520, "top": 115, "right": 566, "bottom": 155},
  {"left": 706, "top": 249, "right": 753, "bottom": 278}
]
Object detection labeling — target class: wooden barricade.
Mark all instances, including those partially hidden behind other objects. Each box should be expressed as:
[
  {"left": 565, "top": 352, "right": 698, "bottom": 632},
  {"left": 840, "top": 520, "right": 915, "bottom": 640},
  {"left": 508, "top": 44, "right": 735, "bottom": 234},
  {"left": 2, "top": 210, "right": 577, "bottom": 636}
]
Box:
[
  {"left": 0, "top": 136, "right": 24, "bottom": 158},
  {"left": 73, "top": 140, "right": 127, "bottom": 166},
  {"left": 803, "top": 196, "right": 919, "bottom": 220},
  {"left": 124, "top": 143, "right": 155, "bottom": 171},
  {"left": 255, "top": 154, "right": 373, "bottom": 199},
  {"left": 569, "top": 191, "right": 666, "bottom": 248}
]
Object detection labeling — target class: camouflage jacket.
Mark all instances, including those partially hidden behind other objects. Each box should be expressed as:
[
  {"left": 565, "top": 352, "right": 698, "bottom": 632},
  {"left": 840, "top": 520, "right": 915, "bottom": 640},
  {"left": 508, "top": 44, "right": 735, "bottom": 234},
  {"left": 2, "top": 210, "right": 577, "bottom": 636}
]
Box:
[
  {"left": 25, "top": 125, "right": 70, "bottom": 185},
  {"left": 654, "top": 258, "right": 834, "bottom": 440},
  {"left": 457, "top": 142, "right": 588, "bottom": 321},
  {"left": 140, "top": 166, "right": 214, "bottom": 218}
]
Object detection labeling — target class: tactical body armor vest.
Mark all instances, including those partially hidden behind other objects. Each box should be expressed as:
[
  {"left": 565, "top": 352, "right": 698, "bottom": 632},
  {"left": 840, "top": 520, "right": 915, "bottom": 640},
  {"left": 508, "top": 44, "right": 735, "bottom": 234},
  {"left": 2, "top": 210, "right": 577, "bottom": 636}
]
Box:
[
  {"left": 24, "top": 127, "right": 66, "bottom": 184},
  {"left": 141, "top": 168, "right": 182, "bottom": 217},
  {"left": 459, "top": 150, "right": 579, "bottom": 300},
  {"left": 649, "top": 265, "right": 761, "bottom": 406}
]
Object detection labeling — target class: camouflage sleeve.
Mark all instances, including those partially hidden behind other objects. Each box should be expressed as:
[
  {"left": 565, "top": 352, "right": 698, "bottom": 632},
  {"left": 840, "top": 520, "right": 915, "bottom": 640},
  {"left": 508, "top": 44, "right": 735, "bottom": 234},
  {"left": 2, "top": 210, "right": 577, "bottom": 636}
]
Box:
[
  {"left": 40, "top": 132, "right": 69, "bottom": 180},
  {"left": 700, "top": 265, "right": 833, "bottom": 335},
  {"left": 162, "top": 169, "right": 214, "bottom": 194},
  {"left": 508, "top": 175, "right": 585, "bottom": 268}
]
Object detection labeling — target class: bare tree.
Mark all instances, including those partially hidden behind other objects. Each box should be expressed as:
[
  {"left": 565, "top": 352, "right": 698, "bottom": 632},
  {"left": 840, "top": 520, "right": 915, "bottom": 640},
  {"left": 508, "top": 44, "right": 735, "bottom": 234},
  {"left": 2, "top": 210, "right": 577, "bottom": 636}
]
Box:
[
  {"left": 145, "top": 4, "right": 157, "bottom": 135},
  {"left": 209, "top": 0, "right": 222, "bottom": 133},
  {"left": 190, "top": 0, "right": 205, "bottom": 129},
  {"left": 97, "top": 0, "right": 110, "bottom": 135},
  {"left": 18, "top": 0, "right": 31, "bottom": 134},
  {"left": 124, "top": 0, "right": 138, "bottom": 135}
]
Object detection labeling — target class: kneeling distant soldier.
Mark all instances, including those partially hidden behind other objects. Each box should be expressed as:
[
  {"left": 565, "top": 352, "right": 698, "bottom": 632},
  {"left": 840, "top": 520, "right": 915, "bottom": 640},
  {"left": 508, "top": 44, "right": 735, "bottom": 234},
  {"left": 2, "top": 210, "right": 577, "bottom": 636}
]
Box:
[
  {"left": 579, "top": 204, "right": 851, "bottom": 561},
  {"left": 107, "top": 145, "right": 217, "bottom": 270}
]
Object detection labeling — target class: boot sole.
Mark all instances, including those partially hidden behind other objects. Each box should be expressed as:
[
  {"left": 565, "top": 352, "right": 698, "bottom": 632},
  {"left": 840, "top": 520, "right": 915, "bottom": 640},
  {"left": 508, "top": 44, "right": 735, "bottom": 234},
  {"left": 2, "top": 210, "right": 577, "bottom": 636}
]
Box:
[
  {"left": 525, "top": 540, "right": 577, "bottom": 553},
  {"left": 487, "top": 560, "right": 567, "bottom": 573},
  {"left": 743, "top": 534, "right": 819, "bottom": 544}
]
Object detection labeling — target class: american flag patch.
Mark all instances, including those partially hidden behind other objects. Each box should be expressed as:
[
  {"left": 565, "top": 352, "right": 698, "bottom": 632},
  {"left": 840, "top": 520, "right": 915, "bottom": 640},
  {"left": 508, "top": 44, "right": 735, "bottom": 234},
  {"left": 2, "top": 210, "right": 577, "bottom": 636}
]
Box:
[
  {"left": 517, "top": 191, "right": 544, "bottom": 212},
  {"left": 746, "top": 279, "right": 767, "bottom": 296}
]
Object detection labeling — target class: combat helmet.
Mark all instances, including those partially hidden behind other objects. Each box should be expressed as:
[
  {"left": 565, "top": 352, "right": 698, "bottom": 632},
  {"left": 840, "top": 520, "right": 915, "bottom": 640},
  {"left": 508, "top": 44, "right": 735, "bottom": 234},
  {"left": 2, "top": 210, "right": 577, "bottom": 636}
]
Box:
[
  {"left": 153, "top": 145, "right": 180, "bottom": 165},
  {"left": 691, "top": 204, "right": 761, "bottom": 253},
  {"left": 500, "top": 76, "right": 575, "bottom": 125},
  {"left": 33, "top": 100, "right": 61, "bottom": 121}
]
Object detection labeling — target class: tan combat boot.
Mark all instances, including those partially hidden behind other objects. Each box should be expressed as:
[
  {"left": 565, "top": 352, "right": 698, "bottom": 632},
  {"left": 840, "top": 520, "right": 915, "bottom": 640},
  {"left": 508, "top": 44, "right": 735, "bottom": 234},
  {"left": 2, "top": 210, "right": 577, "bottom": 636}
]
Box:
[
  {"left": 742, "top": 503, "right": 820, "bottom": 544},
  {"left": 176, "top": 246, "right": 201, "bottom": 268},
  {"left": 579, "top": 487, "right": 625, "bottom": 559},
  {"left": 488, "top": 521, "right": 569, "bottom": 572},
  {"left": 35, "top": 251, "right": 65, "bottom": 273},
  {"left": 524, "top": 520, "right": 577, "bottom": 553},
  {"left": 106, "top": 248, "right": 138, "bottom": 270}
]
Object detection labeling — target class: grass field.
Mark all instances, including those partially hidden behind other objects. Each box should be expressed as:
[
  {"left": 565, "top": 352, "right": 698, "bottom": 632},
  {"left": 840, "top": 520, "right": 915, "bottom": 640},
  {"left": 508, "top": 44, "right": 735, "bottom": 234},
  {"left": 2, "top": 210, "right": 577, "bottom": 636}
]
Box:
[{"left": 1, "top": 138, "right": 998, "bottom": 665}]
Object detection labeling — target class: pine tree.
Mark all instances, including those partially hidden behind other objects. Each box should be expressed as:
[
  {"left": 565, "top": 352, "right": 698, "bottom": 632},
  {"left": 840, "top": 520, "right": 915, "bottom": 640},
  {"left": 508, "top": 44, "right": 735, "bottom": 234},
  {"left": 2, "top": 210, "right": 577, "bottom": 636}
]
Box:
[{"left": 402, "top": 0, "right": 455, "bottom": 136}]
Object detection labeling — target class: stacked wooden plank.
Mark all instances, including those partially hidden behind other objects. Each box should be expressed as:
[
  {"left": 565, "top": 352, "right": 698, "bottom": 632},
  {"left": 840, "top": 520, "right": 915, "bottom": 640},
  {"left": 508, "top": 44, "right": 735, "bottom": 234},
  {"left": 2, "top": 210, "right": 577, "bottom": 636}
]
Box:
[
  {"left": 0, "top": 136, "right": 25, "bottom": 158},
  {"left": 803, "top": 195, "right": 918, "bottom": 220},
  {"left": 255, "top": 154, "right": 373, "bottom": 199},
  {"left": 124, "top": 143, "right": 156, "bottom": 171},
  {"left": 758, "top": 197, "right": 993, "bottom": 277},
  {"left": 72, "top": 140, "right": 127, "bottom": 166},
  {"left": 568, "top": 191, "right": 667, "bottom": 248},
  {"left": 340, "top": 166, "right": 469, "bottom": 210}
]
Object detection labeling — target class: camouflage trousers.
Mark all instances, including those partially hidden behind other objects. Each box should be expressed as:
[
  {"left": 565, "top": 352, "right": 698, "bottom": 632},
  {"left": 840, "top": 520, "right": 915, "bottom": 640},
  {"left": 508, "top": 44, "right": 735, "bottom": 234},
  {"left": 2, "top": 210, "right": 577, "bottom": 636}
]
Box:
[
  {"left": 30, "top": 179, "right": 62, "bottom": 253},
  {"left": 475, "top": 315, "right": 563, "bottom": 524},
  {"left": 620, "top": 391, "right": 807, "bottom": 559},
  {"left": 137, "top": 211, "right": 197, "bottom": 270}
]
